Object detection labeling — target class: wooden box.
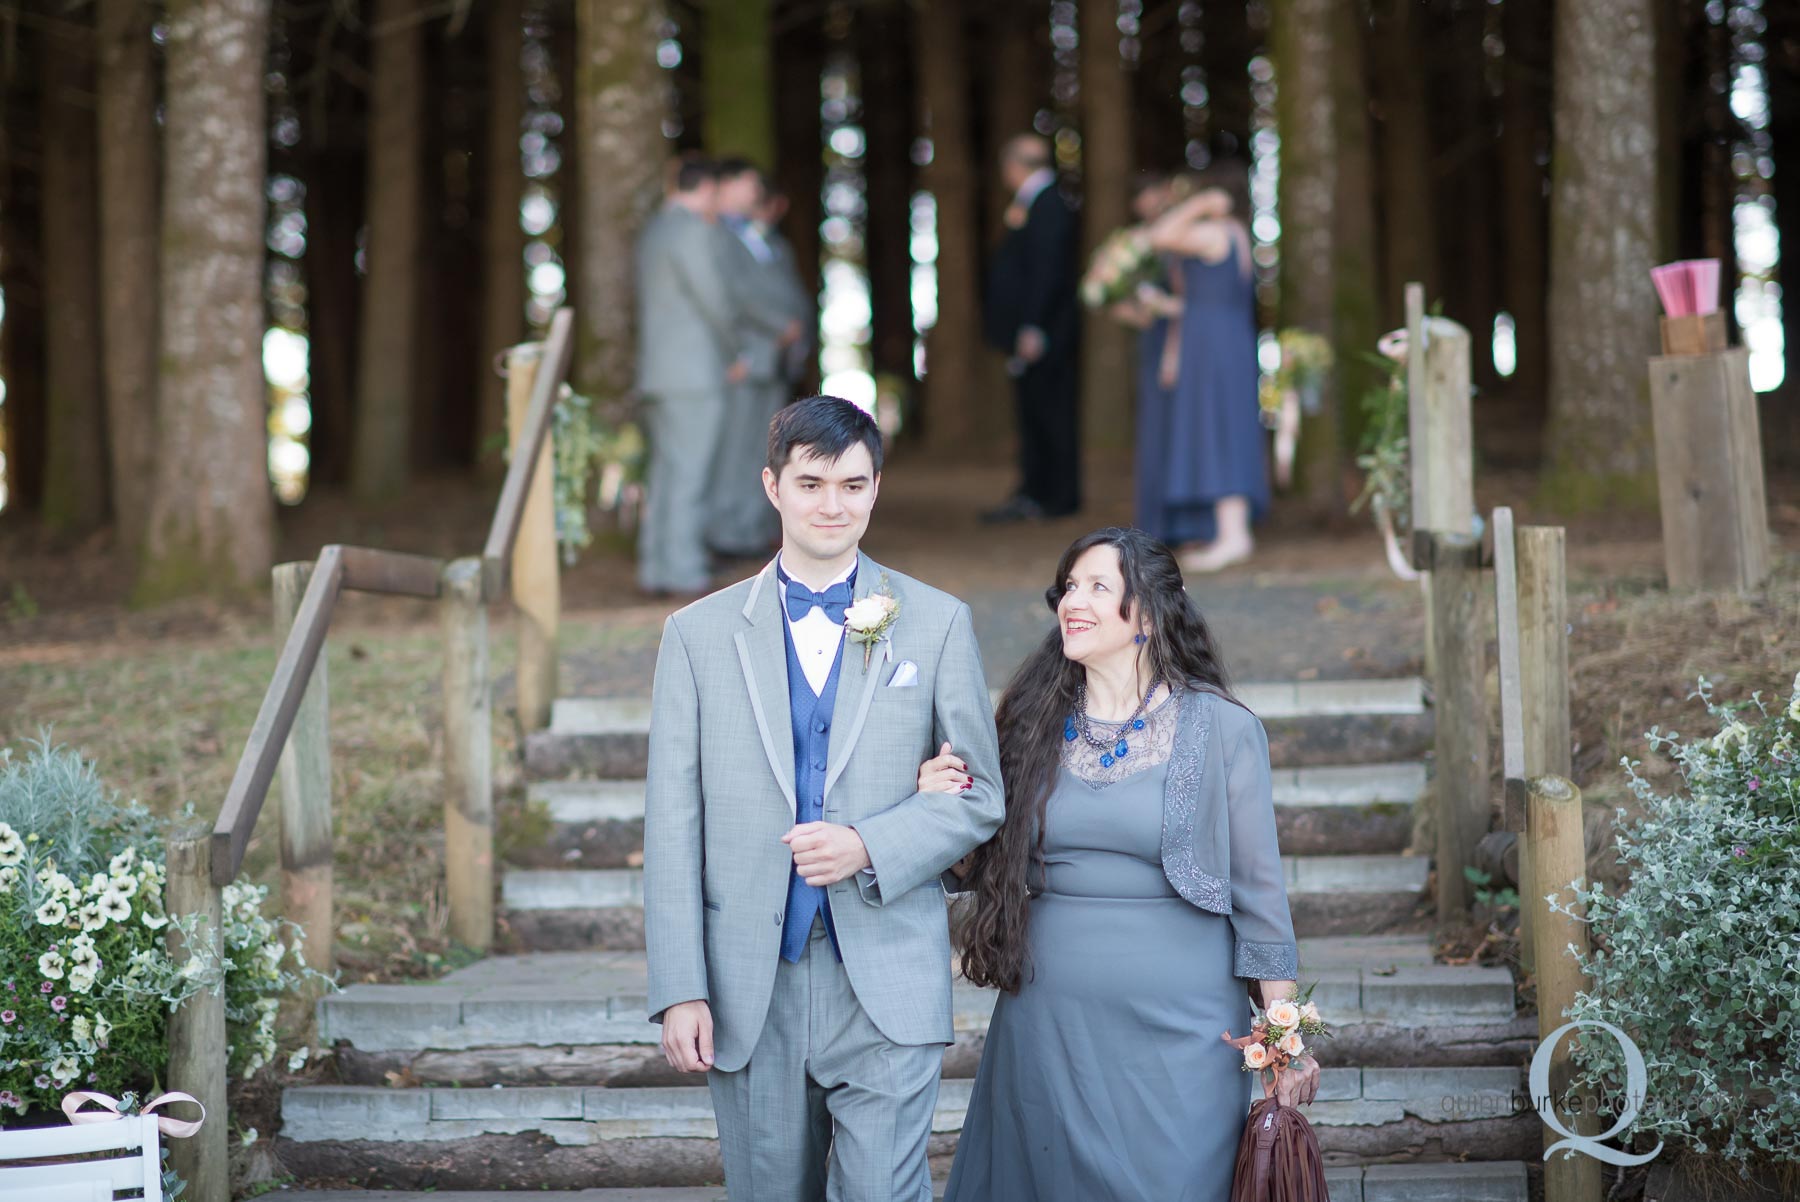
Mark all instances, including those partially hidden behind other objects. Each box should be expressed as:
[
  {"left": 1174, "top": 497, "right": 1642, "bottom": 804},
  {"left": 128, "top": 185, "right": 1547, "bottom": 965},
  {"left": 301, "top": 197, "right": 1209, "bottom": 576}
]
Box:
[
  {"left": 1658, "top": 311, "right": 1728, "bottom": 356},
  {"left": 1647, "top": 346, "right": 1771, "bottom": 592}
]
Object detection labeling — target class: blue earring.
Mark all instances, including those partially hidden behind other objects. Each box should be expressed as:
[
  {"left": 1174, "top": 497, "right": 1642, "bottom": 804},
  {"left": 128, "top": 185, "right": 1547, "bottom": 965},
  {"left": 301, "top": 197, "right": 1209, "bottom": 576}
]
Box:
[{"left": 1134, "top": 633, "right": 1147, "bottom": 645}]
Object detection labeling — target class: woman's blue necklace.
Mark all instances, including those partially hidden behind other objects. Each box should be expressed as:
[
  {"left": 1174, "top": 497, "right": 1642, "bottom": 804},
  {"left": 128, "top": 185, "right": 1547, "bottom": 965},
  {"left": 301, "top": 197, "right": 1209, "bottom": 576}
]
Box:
[{"left": 1065, "top": 679, "right": 1161, "bottom": 768}]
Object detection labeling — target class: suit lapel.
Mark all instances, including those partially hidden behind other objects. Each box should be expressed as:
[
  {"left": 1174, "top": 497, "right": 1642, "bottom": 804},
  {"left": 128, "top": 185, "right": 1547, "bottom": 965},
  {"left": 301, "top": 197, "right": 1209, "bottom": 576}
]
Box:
[
  {"left": 824, "top": 552, "right": 892, "bottom": 800},
  {"left": 733, "top": 561, "right": 798, "bottom": 815}
]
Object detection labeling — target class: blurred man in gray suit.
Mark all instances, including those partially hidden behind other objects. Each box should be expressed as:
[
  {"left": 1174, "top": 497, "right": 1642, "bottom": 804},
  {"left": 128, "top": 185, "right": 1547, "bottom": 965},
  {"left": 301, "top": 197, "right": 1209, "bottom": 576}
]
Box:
[
  {"left": 635, "top": 156, "right": 742, "bottom": 596},
  {"left": 643, "top": 396, "right": 1003, "bottom": 1199},
  {"left": 709, "top": 160, "right": 811, "bottom": 559}
]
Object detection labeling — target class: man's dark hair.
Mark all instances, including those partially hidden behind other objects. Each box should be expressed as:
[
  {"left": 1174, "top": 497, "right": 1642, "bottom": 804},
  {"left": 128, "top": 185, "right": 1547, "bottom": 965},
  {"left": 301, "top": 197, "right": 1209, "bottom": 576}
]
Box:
[
  {"left": 767, "top": 395, "right": 884, "bottom": 478},
  {"left": 715, "top": 156, "right": 759, "bottom": 180},
  {"left": 672, "top": 154, "right": 720, "bottom": 193}
]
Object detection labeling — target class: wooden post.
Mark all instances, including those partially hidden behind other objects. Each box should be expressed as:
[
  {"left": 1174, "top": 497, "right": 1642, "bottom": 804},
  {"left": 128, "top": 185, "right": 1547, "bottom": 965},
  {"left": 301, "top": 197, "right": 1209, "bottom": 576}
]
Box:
[
  {"left": 272, "top": 562, "right": 335, "bottom": 1028},
  {"left": 165, "top": 824, "right": 228, "bottom": 1202},
  {"left": 505, "top": 341, "right": 560, "bottom": 732},
  {"left": 442, "top": 556, "right": 494, "bottom": 950},
  {"left": 1491, "top": 508, "right": 1533, "bottom": 967},
  {"left": 1528, "top": 774, "right": 1603, "bottom": 1202},
  {"left": 1427, "top": 531, "right": 1488, "bottom": 921},
  {"left": 1647, "top": 347, "right": 1770, "bottom": 592},
  {"left": 1516, "top": 525, "right": 1572, "bottom": 973},
  {"left": 1407, "top": 283, "right": 1474, "bottom": 682}
]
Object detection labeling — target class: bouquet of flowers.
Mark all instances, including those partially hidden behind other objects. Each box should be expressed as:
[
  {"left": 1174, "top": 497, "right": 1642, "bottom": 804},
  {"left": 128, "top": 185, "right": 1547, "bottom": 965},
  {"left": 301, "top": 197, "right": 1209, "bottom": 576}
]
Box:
[
  {"left": 1227, "top": 990, "right": 1330, "bottom": 1089},
  {"left": 1080, "top": 227, "right": 1159, "bottom": 309},
  {"left": 1274, "top": 329, "right": 1334, "bottom": 400}
]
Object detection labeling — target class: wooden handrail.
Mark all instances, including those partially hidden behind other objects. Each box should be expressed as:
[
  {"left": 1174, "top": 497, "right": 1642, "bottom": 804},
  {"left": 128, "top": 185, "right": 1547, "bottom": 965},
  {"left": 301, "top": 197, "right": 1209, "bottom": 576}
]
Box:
[
  {"left": 211, "top": 543, "right": 455, "bottom": 883},
  {"left": 482, "top": 306, "right": 575, "bottom": 599}
]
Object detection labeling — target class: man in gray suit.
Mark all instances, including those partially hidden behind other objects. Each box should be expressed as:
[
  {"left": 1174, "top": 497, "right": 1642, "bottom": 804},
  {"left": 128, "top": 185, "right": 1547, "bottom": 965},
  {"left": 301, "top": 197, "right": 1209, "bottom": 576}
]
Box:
[
  {"left": 635, "top": 157, "right": 751, "bottom": 596},
  {"left": 644, "top": 395, "right": 1004, "bottom": 1199},
  {"left": 708, "top": 161, "right": 811, "bottom": 559}
]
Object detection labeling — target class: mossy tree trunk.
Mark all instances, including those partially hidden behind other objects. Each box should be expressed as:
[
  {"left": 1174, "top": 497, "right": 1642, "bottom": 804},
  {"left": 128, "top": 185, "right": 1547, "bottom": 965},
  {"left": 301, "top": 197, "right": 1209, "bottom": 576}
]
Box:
[
  {"left": 479, "top": 0, "right": 527, "bottom": 478},
  {"left": 1370, "top": 0, "right": 1436, "bottom": 326},
  {"left": 351, "top": 0, "right": 426, "bottom": 502},
  {"left": 97, "top": 0, "right": 161, "bottom": 551},
  {"left": 1, "top": 44, "right": 48, "bottom": 520},
  {"left": 1271, "top": 0, "right": 1344, "bottom": 511},
  {"left": 772, "top": 2, "right": 824, "bottom": 347},
  {"left": 572, "top": 0, "right": 666, "bottom": 401},
  {"left": 1542, "top": 0, "right": 1661, "bottom": 509},
  {"left": 858, "top": 0, "right": 919, "bottom": 389},
  {"left": 1133, "top": 0, "right": 1187, "bottom": 172},
  {"left": 704, "top": 0, "right": 774, "bottom": 164},
  {"left": 1499, "top": 0, "right": 1552, "bottom": 418},
  {"left": 916, "top": 0, "right": 982, "bottom": 450},
  {"left": 1768, "top": 0, "right": 1800, "bottom": 467},
  {"left": 1200, "top": 0, "right": 1257, "bottom": 158},
  {"left": 40, "top": 16, "right": 109, "bottom": 538},
  {"left": 140, "top": 0, "right": 274, "bottom": 599},
  {"left": 1330, "top": 0, "right": 1380, "bottom": 461},
  {"left": 1080, "top": 0, "right": 1137, "bottom": 450}
]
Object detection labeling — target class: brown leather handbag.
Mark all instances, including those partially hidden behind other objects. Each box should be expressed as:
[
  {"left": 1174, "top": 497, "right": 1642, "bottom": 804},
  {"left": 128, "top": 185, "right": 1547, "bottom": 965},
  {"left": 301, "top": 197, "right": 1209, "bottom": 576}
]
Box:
[{"left": 1229, "top": 1096, "right": 1332, "bottom": 1201}]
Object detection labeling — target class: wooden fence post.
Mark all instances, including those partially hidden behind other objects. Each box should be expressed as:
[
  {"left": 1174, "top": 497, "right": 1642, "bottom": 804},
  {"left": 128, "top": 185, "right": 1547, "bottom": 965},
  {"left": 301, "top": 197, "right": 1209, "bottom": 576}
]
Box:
[
  {"left": 1406, "top": 283, "right": 1475, "bottom": 678},
  {"left": 1492, "top": 508, "right": 1532, "bottom": 966},
  {"left": 505, "top": 341, "right": 560, "bottom": 732},
  {"left": 272, "top": 562, "right": 335, "bottom": 1029},
  {"left": 1516, "top": 525, "right": 1572, "bottom": 973},
  {"left": 1426, "top": 530, "right": 1488, "bottom": 921},
  {"left": 165, "top": 824, "right": 228, "bottom": 1202},
  {"left": 1529, "top": 774, "right": 1603, "bottom": 1202},
  {"left": 442, "top": 556, "right": 494, "bottom": 950}
]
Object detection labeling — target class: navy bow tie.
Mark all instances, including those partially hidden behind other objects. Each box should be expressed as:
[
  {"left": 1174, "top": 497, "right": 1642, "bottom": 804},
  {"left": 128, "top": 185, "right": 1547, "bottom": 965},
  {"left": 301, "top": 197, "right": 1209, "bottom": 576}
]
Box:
[{"left": 785, "top": 577, "right": 853, "bottom": 624}]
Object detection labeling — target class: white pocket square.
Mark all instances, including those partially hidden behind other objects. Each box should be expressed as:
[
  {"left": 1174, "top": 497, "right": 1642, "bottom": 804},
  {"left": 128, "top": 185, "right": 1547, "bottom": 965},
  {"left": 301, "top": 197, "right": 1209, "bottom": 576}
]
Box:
[{"left": 886, "top": 660, "right": 920, "bottom": 688}]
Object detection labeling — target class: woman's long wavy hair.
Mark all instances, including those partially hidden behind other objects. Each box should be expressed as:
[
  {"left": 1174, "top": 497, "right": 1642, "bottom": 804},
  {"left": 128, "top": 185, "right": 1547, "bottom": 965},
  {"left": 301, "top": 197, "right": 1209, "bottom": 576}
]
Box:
[{"left": 956, "top": 527, "right": 1239, "bottom": 993}]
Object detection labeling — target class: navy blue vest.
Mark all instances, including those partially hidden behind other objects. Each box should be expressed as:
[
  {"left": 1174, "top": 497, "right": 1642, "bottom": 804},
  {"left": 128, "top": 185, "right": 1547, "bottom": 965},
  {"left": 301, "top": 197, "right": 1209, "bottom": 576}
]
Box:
[{"left": 778, "top": 591, "right": 848, "bottom": 963}]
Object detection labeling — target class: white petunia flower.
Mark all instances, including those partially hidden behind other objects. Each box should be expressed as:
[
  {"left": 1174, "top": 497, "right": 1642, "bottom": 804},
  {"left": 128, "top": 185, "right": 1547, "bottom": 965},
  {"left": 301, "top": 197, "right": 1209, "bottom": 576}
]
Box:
[
  {"left": 48, "top": 1056, "right": 81, "bottom": 1086},
  {"left": 97, "top": 891, "right": 131, "bottom": 924},
  {"left": 85, "top": 873, "right": 110, "bottom": 897},
  {"left": 141, "top": 911, "right": 169, "bottom": 931},
  {"left": 78, "top": 902, "right": 106, "bottom": 932},
  {"left": 94, "top": 1014, "right": 112, "bottom": 1048},
  {"left": 35, "top": 898, "right": 69, "bottom": 927},
  {"left": 68, "top": 965, "right": 99, "bottom": 995},
  {"left": 287, "top": 1045, "right": 310, "bottom": 1072},
  {"left": 70, "top": 1016, "right": 94, "bottom": 1048},
  {"left": 108, "top": 873, "right": 138, "bottom": 899},
  {"left": 0, "top": 866, "right": 19, "bottom": 893},
  {"left": 48, "top": 872, "right": 77, "bottom": 900},
  {"left": 0, "top": 823, "right": 22, "bottom": 866},
  {"left": 108, "top": 848, "right": 137, "bottom": 876},
  {"left": 38, "top": 950, "right": 65, "bottom": 980}
]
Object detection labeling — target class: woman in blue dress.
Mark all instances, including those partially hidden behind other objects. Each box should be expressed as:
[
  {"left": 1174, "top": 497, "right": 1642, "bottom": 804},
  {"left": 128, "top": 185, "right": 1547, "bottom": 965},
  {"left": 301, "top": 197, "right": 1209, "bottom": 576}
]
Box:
[
  {"left": 1140, "top": 164, "right": 1270, "bottom": 574},
  {"left": 927, "top": 528, "right": 1321, "bottom": 1202}
]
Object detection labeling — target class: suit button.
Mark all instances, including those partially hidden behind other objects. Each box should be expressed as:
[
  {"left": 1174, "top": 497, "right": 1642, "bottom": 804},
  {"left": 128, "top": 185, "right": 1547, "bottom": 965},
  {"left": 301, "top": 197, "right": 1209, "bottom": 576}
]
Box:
[
  {"left": 812, "top": 759, "right": 826, "bottom": 771},
  {"left": 774, "top": 911, "right": 783, "bottom": 926},
  {"left": 814, "top": 720, "right": 828, "bottom": 733}
]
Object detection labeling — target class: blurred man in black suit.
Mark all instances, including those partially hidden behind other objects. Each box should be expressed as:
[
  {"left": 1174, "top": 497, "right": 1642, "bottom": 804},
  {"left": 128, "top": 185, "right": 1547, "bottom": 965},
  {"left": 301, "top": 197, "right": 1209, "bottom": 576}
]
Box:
[{"left": 981, "top": 134, "right": 1081, "bottom": 523}]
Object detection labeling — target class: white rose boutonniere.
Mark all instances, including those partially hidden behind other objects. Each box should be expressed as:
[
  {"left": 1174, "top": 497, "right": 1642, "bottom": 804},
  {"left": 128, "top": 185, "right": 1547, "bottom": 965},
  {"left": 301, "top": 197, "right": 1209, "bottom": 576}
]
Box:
[{"left": 844, "top": 576, "right": 901, "bottom": 670}]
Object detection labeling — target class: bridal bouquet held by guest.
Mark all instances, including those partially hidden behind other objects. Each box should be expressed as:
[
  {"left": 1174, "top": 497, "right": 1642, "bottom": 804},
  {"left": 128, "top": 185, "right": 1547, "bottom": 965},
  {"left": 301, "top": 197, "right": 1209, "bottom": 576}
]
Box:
[{"left": 931, "top": 527, "right": 1320, "bottom": 1202}]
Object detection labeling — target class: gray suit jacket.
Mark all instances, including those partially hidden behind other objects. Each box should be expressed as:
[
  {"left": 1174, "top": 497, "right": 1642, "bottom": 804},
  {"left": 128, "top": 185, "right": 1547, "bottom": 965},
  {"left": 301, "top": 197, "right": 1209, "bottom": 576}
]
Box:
[
  {"left": 635, "top": 203, "right": 741, "bottom": 396},
  {"left": 643, "top": 554, "right": 1005, "bottom": 1072},
  {"left": 1160, "top": 687, "right": 1299, "bottom": 981},
  {"left": 719, "top": 220, "right": 810, "bottom": 385}
]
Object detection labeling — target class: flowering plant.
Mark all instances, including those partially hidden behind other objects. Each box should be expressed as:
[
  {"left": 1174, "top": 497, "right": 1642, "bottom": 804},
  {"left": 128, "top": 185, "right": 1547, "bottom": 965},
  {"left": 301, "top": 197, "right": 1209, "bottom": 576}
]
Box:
[
  {"left": 1274, "top": 329, "right": 1334, "bottom": 397},
  {"left": 0, "top": 736, "right": 331, "bottom": 1117},
  {"left": 1549, "top": 674, "right": 1800, "bottom": 1168},
  {"left": 1080, "top": 227, "right": 1160, "bottom": 309},
  {"left": 1225, "top": 987, "right": 1330, "bottom": 1088},
  {"left": 844, "top": 577, "right": 901, "bottom": 671}
]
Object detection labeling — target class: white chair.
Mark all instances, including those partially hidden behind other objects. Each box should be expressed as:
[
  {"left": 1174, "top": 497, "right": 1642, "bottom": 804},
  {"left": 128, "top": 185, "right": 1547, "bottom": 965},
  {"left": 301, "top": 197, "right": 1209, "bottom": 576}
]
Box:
[{"left": 0, "top": 1114, "right": 163, "bottom": 1201}]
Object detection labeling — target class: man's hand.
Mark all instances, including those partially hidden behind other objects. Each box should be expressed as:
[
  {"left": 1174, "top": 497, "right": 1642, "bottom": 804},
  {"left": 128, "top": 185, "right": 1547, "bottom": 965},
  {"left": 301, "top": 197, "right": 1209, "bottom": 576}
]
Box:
[
  {"left": 1014, "top": 326, "right": 1046, "bottom": 364},
  {"left": 726, "top": 358, "right": 750, "bottom": 384},
  {"left": 661, "top": 1000, "right": 714, "bottom": 1073},
  {"left": 781, "top": 821, "right": 871, "bottom": 886},
  {"left": 778, "top": 318, "right": 804, "bottom": 348}
]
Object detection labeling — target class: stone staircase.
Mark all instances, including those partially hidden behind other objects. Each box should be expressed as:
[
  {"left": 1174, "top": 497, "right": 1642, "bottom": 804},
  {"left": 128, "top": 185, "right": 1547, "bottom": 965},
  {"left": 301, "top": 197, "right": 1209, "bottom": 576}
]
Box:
[{"left": 278, "top": 676, "right": 1541, "bottom": 1201}]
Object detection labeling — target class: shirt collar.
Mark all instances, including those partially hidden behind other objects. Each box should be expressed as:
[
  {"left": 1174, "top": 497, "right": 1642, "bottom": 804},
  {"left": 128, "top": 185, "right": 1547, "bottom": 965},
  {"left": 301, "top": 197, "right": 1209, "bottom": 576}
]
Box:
[
  {"left": 1013, "top": 167, "right": 1056, "bottom": 210},
  {"left": 776, "top": 554, "right": 857, "bottom": 594}
]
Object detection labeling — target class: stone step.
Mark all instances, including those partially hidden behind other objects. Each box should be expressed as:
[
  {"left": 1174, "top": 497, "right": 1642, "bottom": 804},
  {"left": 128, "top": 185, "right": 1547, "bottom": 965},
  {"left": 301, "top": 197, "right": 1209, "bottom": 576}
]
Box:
[
  {"left": 273, "top": 1158, "right": 1529, "bottom": 1202},
  {"left": 497, "top": 852, "right": 1432, "bottom": 950},
  {"left": 524, "top": 679, "right": 1433, "bottom": 780},
  {"left": 320, "top": 941, "right": 1519, "bottom": 1087},
  {"left": 278, "top": 1069, "right": 1534, "bottom": 1190},
  {"left": 510, "top": 762, "right": 1427, "bottom": 869}
]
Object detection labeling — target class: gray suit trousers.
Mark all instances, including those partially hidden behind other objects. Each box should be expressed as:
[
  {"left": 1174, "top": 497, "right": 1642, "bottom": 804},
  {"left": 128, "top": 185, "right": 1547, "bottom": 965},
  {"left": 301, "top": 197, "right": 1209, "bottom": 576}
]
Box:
[
  {"left": 638, "top": 388, "right": 727, "bottom": 593},
  {"left": 708, "top": 381, "right": 785, "bottom": 556},
  {"left": 708, "top": 920, "right": 941, "bottom": 1202}
]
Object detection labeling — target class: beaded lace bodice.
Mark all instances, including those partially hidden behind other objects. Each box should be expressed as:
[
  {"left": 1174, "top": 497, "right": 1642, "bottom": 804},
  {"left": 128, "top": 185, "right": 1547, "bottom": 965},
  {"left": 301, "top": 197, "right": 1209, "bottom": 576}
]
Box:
[{"left": 1060, "top": 687, "right": 1181, "bottom": 788}]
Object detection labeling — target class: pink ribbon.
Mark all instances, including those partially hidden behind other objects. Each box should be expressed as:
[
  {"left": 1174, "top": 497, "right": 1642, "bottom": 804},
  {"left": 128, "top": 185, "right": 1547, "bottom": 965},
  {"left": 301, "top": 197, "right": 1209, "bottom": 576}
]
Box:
[{"left": 60, "top": 1090, "right": 206, "bottom": 1139}]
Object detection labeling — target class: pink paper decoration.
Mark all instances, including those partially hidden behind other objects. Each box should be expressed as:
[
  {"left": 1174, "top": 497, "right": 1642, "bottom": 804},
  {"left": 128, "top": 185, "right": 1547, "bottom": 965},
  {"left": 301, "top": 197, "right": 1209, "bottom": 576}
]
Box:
[{"left": 1651, "top": 259, "right": 1721, "bottom": 317}]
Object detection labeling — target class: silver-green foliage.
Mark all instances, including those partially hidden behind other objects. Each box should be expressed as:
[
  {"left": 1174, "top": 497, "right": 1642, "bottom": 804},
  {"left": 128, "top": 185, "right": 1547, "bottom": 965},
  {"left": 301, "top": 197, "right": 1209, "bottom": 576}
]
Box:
[{"left": 1548, "top": 675, "right": 1800, "bottom": 1168}]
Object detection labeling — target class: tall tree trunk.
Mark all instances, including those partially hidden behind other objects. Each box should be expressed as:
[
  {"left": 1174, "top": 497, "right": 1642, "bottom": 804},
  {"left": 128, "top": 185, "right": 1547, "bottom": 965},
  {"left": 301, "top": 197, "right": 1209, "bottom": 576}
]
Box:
[
  {"left": 572, "top": 0, "right": 666, "bottom": 401},
  {"left": 1330, "top": 0, "right": 1380, "bottom": 456},
  {"left": 917, "top": 0, "right": 982, "bottom": 449},
  {"left": 1499, "top": 0, "right": 1551, "bottom": 417},
  {"left": 1432, "top": 0, "right": 1499, "bottom": 388},
  {"left": 1134, "top": 0, "right": 1187, "bottom": 172},
  {"left": 1370, "top": 0, "right": 1435, "bottom": 325},
  {"left": 1080, "top": 0, "right": 1135, "bottom": 447},
  {"left": 858, "top": 0, "right": 919, "bottom": 388},
  {"left": 1542, "top": 0, "right": 1661, "bottom": 508},
  {"left": 303, "top": 138, "right": 364, "bottom": 490},
  {"left": 140, "top": 0, "right": 274, "bottom": 599},
  {"left": 705, "top": 0, "right": 774, "bottom": 163},
  {"left": 351, "top": 0, "right": 425, "bottom": 502},
  {"left": 1201, "top": 0, "right": 1257, "bottom": 159},
  {"left": 1271, "top": 0, "right": 1343, "bottom": 510},
  {"left": 40, "top": 20, "right": 109, "bottom": 538},
  {"left": 983, "top": 0, "right": 1048, "bottom": 239},
  {"left": 1765, "top": 0, "right": 1800, "bottom": 467},
  {"left": 0, "top": 99, "right": 47, "bottom": 519},
  {"left": 772, "top": 1, "right": 824, "bottom": 332},
  {"left": 480, "top": 0, "right": 527, "bottom": 477},
  {"left": 96, "top": 0, "right": 160, "bottom": 551}
]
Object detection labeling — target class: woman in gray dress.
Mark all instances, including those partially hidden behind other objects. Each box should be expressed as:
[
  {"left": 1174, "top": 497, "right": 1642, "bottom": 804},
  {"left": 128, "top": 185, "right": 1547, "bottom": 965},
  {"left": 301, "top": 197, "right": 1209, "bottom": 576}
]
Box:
[{"left": 932, "top": 527, "right": 1320, "bottom": 1201}]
